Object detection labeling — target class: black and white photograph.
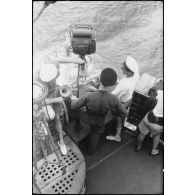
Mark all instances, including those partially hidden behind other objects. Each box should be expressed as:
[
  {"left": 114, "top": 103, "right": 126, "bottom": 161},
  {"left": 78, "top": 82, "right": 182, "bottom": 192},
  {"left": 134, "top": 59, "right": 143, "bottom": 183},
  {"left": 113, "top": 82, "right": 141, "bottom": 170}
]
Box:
[
  {"left": 2, "top": 0, "right": 195, "bottom": 195},
  {"left": 33, "top": 1, "right": 163, "bottom": 194}
]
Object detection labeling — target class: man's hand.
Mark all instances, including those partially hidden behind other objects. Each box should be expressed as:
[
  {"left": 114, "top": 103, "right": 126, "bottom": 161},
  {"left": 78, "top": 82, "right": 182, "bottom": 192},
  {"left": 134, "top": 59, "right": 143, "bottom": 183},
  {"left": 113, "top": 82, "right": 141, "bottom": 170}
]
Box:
[
  {"left": 54, "top": 97, "right": 64, "bottom": 104},
  {"left": 70, "top": 95, "right": 78, "bottom": 101}
]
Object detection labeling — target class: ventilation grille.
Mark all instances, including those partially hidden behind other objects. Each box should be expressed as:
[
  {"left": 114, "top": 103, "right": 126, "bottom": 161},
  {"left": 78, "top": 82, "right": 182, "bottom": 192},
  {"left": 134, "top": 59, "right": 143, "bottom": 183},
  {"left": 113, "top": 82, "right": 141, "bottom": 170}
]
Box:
[
  {"left": 36, "top": 149, "right": 81, "bottom": 189},
  {"left": 51, "top": 169, "right": 78, "bottom": 194},
  {"left": 38, "top": 162, "right": 63, "bottom": 184},
  {"left": 57, "top": 149, "right": 80, "bottom": 168}
]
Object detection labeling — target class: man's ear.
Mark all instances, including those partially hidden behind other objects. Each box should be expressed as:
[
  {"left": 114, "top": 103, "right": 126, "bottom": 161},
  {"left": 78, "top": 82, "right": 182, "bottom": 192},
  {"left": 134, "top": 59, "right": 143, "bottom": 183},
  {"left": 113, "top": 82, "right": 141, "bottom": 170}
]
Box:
[
  {"left": 155, "top": 90, "right": 158, "bottom": 97},
  {"left": 126, "top": 71, "right": 134, "bottom": 77},
  {"left": 108, "top": 85, "right": 116, "bottom": 92}
]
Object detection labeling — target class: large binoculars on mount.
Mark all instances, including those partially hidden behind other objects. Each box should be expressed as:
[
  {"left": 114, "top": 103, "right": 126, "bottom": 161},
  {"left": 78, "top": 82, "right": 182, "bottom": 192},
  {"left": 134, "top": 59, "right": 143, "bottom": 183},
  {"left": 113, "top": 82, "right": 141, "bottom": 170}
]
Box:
[{"left": 70, "top": 24, "right": 96, "bottom": 56}]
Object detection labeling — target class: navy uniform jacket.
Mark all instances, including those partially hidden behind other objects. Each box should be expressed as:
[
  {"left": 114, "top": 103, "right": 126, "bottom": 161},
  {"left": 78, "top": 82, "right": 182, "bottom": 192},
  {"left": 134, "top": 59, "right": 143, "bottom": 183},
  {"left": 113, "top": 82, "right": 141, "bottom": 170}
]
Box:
[{"left": 71, "top": 90, "right": 128, "bottom": 129}]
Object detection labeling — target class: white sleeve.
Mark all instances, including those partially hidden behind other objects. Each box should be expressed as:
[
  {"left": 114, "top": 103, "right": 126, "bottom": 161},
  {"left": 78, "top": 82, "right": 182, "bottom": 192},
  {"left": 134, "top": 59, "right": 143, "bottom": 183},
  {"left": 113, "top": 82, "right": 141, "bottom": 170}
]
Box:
[{"left": 111, "top": 80, "right": 125, "bottom": 98}]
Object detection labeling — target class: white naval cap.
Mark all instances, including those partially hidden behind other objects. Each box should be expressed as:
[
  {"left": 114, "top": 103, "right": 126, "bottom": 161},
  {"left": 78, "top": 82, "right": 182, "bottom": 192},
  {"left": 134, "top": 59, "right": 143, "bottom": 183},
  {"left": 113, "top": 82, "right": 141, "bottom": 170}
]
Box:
[
  {"left": 125, "top": 55, "right": 139, "bottom": 73},
  {"left": 39, "top": 64, "right": 58, "bottom": 82}
]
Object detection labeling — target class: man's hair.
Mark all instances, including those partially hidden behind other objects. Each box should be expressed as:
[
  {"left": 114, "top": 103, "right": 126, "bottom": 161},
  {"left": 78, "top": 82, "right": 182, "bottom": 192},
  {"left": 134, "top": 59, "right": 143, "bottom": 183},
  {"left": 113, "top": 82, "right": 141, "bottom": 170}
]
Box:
[
  {"left": 148, "top": 87, "right": 158, "bottom": 97},
  {"left": 100, "top": 68, "right": 117, "bottom": 87},
  {"left": 123, "top": 62, "right": 134, "bottom": 74},
  {"left": 156, "top": 79, "right": 163, "bottom": 90}
]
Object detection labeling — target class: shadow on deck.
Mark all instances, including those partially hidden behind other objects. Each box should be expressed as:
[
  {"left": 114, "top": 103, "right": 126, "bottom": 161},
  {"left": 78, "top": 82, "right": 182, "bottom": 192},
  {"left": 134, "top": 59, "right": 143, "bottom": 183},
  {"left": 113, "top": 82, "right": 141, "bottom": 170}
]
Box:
[
  {"left": 80, "top": 129, "right": 163, "bottom": 194},
  {"left": 48, "top": 118, "right": 163, "bottom": 194}
]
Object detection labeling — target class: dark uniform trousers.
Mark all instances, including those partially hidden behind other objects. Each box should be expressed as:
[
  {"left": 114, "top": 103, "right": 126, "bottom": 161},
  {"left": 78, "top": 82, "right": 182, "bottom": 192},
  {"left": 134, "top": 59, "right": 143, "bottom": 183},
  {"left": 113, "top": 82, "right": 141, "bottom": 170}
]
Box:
[{"left": 87, "top": 125, "right": 105, "bottom": 155}]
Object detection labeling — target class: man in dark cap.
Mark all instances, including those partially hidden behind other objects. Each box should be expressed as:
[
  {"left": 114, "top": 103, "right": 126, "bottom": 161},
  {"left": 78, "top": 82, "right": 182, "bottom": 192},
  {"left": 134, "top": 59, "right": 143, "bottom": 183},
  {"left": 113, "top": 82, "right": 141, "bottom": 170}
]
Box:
[
  {"left": 70, "top": 68, "right": 128, "bottom": 155},
  {"left": 106, "top": 55, "right": 140, "bottom": 142}
]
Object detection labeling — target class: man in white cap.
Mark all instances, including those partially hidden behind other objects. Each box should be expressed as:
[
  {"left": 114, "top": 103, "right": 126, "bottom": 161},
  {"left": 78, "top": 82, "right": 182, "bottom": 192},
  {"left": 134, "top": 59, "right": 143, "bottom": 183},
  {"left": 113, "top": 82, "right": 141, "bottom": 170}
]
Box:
[
  {"left": 106, "top": 55, "right": 140, "bottom": 142},
  {"left": 38, "top": 57, "right": 85, "bottom": 155}
]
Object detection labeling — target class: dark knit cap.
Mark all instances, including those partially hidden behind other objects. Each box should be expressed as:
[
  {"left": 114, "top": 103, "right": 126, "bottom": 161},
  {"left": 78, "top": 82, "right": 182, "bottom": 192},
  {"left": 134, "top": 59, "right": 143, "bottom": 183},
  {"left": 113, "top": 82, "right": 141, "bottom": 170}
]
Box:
[{"left": 100, "top": 68, "right": 117, "bottom": 86}]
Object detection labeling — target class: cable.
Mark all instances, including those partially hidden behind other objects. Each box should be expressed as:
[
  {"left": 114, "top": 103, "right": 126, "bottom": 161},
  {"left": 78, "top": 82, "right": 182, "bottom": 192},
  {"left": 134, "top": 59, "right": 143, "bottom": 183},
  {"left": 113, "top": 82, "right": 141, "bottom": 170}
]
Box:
[
  {"left": 146, "top": 38, "right": 162, "bottom": 68},
  {"left": 33, "top": 1, "right": 57, "bottom": 23},
  {"left": 33, "top": 3, "right": 48, "bottom": 23},
  {"left": 141, "top": 77, "right": 154, "bottom": 95},
  {"left": 142, "top": 40, "right": 162, "bottom": 92},
  {"left": 77, "top": 64, "right": 80, "bottom": 98},
  {"left": 44, "top": 99, "right": 52, "bottom": 121}
]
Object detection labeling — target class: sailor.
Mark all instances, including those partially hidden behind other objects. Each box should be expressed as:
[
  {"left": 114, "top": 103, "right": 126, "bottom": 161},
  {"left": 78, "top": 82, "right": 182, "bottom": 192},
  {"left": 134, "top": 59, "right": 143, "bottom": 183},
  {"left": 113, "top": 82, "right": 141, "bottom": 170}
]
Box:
[
  {"left": 38, "top": 63, "right": 68, "bottom": 155},
  {"left": 106, "top": 55, "right": 140, "bottom": 142},
  {"left": 38, "top": 57, "right": 85, "bottom": 155},
  {"left": 70, "top": 68, "right": 128, "bottom": 155},
  {"left": 136, "top": 79, "right": 163, "bottom": 156}
]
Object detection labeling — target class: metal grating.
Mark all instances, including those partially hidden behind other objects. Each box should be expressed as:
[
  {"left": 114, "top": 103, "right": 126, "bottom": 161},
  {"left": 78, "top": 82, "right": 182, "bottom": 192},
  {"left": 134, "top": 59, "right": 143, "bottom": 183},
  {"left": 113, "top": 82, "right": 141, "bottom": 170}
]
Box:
[
  {"left": 51, "top": 169, "right": 78, "bottom": 194},
  {"left": 56, "top": 149, "right": 80, "bottom": 168},
  {"left": 36, "top": 148, "right": 81, "bottom": 189},
  {"left": 38, "top": 162, "right": 64, "bottom": 185}
]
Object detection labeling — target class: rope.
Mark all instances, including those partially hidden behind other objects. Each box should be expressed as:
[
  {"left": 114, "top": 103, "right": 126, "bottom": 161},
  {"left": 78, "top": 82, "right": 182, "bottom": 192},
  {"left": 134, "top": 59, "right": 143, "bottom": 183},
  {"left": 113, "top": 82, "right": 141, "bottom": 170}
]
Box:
[
  {"left": 33, "top": 3, "right": 48, "bottom": 23},
  {"left": 33, "top": 1, "right": 57, "bottom": 23},
  {"left": 141, "top": 77, "right": 154, "bottom": 95},
  {"left": 146, "top": 37, "right": 163, "bottom": 69},
  {"left": 141, "top": 38, "right": 162, "bottom": 93}
]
